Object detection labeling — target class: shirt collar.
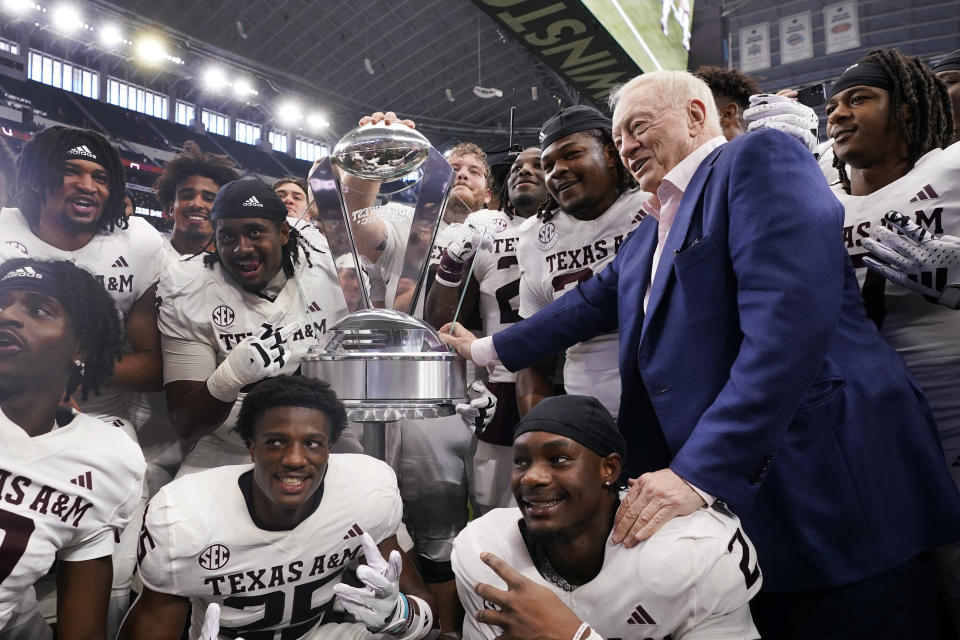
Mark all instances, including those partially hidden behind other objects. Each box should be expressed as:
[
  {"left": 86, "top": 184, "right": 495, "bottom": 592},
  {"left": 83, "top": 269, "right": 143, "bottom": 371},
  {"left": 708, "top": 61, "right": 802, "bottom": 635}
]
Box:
[{"left": 641, "top": 136, "right": 727, "bottom": 219}]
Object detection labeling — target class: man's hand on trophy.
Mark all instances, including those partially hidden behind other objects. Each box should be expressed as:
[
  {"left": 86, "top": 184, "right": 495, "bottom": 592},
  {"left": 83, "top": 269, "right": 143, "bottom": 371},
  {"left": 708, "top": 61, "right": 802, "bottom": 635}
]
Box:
[
  {"left": 438, "top": 322, "right": 479, "bottom": 360},
  {"left": 359, "top": 111, "right": 416, "bottom": 129}
]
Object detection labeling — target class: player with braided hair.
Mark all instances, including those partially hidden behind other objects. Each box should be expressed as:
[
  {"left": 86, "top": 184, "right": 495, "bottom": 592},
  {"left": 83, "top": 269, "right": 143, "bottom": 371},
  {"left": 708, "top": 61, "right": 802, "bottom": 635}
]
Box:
[
  {"left": 0, "top": 257, "right": 145, "bottom": 640},
  {"left": 0, "top": 125, "right": 168, "bottom": 633},
  {"left": 158, "top": 178, "right": 348, "bottom": 476},
  {"left": 826, "top": 47, "right": 960, "bottom": 631},
  {"left": 830, "top": 48, "right": 955, "bottom": 195},
  {"left": 153, "top": 140, "right": 240, "bottom": 257}
]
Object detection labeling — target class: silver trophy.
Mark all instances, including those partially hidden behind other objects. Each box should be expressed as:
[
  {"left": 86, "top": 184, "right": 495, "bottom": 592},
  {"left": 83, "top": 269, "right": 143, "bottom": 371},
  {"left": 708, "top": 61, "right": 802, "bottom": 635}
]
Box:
[{"left": 302, "top": 122, "right": 467, "bottom": 459}]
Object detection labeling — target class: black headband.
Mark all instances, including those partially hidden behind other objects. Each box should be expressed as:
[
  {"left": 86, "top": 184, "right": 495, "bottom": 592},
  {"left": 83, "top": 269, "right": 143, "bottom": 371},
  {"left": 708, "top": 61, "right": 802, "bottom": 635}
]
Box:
[
  {"left": 539, "top": 105, "right": 611, "bottom": 151},
  {"left": 210, "top": 178, "right": 288, "bottom": 222},
  {"left": 514, "top": 395, "right": 626, "bottom": 459},
  {"left": 829, "top": 60, "right": 894, "bottom": 99},
  {"left": 0, "top": 263, "right": 68, "bottom": 303},
  {"left": 932, "top": 50, "right": 960, "bottom": 73},
  {"left": 63, "top": 132, "right": 107, "bottom": 168}
]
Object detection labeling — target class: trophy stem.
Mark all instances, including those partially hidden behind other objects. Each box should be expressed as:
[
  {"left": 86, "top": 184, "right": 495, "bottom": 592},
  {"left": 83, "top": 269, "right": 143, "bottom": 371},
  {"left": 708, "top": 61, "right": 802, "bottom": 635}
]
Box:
[{"left": 362, "top": 420, "right": 389, "bottom": 460}]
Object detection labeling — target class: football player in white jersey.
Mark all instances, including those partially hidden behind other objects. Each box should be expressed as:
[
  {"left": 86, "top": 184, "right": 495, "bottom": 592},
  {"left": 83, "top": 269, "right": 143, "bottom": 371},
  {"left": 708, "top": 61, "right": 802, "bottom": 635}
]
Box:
[
  {"left": 153, "top": 140, "right": 240, "bottom": 259},
  {"left": 0, "top": 125, "right": 166, "bottom": 633},
  {"left": 823, "top": 48, "right": 960, "bottom": 633},
  {"left": 514, "top": 105, "right": 648, "bottom": 418},
  {"left": 425, "top": 147, "right": 548, "bottom": 515},
  {"left": 158, "top": 178, "right": 348, "bottom": 475},
  {"left": 120, "top": 375, "right": 437, "bottom": 640},
  {"left": 452, "top": 394, "right": 761, "bottom": 640},
  {"left": 0, "top": 258, "right": 145, "bottom": 640},
  {"left": 275, "top": 177, "right": 311, "bottom": 226}
]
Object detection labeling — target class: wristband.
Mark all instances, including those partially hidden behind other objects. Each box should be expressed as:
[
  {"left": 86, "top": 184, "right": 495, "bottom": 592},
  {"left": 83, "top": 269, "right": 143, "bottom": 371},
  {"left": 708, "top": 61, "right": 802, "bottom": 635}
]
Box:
[
  {"left": 384, "top": 594, "right": 435, "bottom": 640},
  {"left": 435, "top": 249, "right": 465, "bottom": 287},
  {"left": 206, "top": 367, "right": 243, "bottom": 403},
  {"left": 572, "top": 623, "right": 591, "bottom": 640}
]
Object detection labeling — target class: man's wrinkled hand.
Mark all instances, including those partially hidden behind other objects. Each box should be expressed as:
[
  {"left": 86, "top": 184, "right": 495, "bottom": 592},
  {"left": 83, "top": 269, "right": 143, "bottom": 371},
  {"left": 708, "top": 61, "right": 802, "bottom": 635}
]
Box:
[
  {"left": 611, "top": 469, "right": 706, "bottom": 547},
  {"left": 473, "top": 552, "right": 583, "bottom": 640},
  {"left": 438, "top": 322, "right": 479, "bottom": 361}
]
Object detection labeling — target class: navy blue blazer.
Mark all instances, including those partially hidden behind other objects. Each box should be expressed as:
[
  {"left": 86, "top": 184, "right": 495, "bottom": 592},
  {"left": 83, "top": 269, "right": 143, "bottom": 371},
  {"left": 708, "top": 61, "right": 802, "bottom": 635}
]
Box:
[{"left": 494, "top": 129, "right": 960, "bottom": 591}]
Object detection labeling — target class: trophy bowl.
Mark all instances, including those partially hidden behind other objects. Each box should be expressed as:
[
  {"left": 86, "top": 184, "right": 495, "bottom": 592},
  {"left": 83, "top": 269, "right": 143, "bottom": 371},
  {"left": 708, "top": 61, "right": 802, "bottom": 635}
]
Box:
[{"left": 332, "top": 122, "right": 431, "bottom": 181}]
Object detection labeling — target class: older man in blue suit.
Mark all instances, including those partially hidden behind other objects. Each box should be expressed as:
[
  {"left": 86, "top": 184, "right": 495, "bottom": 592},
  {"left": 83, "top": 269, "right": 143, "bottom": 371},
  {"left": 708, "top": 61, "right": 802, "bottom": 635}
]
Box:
[{"left": 440, "top": 71, "right": 960, "bottom": 638}]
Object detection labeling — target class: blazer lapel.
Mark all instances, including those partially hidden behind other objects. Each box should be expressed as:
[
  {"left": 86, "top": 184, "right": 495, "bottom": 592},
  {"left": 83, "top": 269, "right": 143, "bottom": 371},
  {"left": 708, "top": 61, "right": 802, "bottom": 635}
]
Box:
[{"left": 641, "top": 153, "right": 719, "bottom": 335}]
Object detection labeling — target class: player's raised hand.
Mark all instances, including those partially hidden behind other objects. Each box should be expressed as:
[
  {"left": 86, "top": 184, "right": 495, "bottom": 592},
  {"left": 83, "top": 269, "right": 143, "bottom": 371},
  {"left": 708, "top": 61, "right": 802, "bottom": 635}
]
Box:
[
  {"left": 611, "top": 469, "right": 706, "bottom": 547},
  {"left": 206, "top": 310, "right": 301, "bottom": 402},
  {"left": 473, "top": 552, "right": 584, "bottom": 640},
  {"left": 862, "top": 210, "right": 960, "bottom": 310},
  {"left": 456, "top": 380, "right": 497, "bottom": 435},
  {"left": 744, "top": 94, "right": 819, "bottom": 153},
  {"left": 332, "top": 533, "right": 404, "bottom": 631}
]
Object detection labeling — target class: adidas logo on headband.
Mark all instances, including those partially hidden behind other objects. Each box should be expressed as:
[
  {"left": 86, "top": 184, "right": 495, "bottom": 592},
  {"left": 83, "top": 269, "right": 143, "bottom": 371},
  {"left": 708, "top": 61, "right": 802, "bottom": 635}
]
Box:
[
  {"left": 67, "top": 145, "right": 98, "bottom": 160},
  {"left": 243, "top": 196, "right": 263, "bottom": 207},
  {"left": 1, "top": 266, "right": 42, "bottom": 282}
]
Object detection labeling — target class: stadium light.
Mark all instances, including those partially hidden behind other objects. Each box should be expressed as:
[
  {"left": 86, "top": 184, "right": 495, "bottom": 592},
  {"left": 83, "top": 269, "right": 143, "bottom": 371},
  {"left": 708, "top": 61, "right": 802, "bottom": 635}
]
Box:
[
  {"left": 232, "top": 78, "right": 253, "bottom": 98},
  {"left": 99, "top": 23, "right": 124, "bottom": 47},
  {"left": 2, "top": 0, "right": 33, "bottom": 16},
  {"left": 202, "top": 66, "right": 228, "bottom": 92},
  {"left": 306, "top": 112, "right": 329, "bottom": 131},
  {"left": 136, "top": 35, "right": 167, "bottom": 66},
  {"left": 51, "top": 4, "right": 81, "bottom": 33},
  {"left": 277, "top": 101, "right": 303, "bottom": 126}
]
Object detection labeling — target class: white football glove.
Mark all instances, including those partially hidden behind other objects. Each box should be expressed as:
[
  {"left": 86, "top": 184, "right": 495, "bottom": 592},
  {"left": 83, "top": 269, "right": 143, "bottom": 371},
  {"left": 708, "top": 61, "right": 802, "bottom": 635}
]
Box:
[
  {"left": 456, "top": 380, "right": 497, "bottom": 435},
  {"left": 744, "top": 94, "right": 819, "bottom": 154},
  {"left": 332, "top": 532, "right": 404, "bottom": 631},
  {"left": 862, "top": 211, "right": 960, "bottom": 309},
  {"left": 206, "top": 310, "right": 302, "bottom": 402},
  {"left": 201, "top": 603, "right": 241, "bottom": 640}
]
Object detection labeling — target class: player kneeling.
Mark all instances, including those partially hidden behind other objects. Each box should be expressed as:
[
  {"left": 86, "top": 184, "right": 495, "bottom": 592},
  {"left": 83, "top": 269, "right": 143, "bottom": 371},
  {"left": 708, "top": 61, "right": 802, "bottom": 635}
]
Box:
[
  {"left": 452, "top": 395, "right": 762, "bottom": 640},
  {"left": 0, "top": 258, "right": 145, "bottom": 639},
  {"left": 119, "top": 376, "right": 438, "bottom": 640}
]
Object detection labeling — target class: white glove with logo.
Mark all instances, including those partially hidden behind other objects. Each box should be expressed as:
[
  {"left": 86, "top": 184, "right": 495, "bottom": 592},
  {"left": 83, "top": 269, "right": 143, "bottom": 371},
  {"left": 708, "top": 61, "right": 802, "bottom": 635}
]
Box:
[
  {"left": 744, "top": 94, "right": 819, "bottom": 154},
  {"left": 862, "top": 211, "right": 960, "bottom": 309},
  {"left": 333, "top": 532, "right": 404, "bottom": 631},
  {"left": 456, "top": 380, "right": 497, "bottom": 435},
  {"left": 206, "top": 310, "right": 302, "bottom": 402},
  {"left": 435, "top": 223, "right": 495, "bottom": 287}
]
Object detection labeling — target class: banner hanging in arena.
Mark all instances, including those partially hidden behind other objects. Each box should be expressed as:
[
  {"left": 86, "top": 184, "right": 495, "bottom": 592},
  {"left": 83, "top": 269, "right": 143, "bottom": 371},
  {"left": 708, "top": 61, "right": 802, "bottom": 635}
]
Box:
[
  {"left": 469, "top": 0, "right": 693, "bottom": 103},
  {"left": 739, "top": 22, "right": 770, "bottom": 72},
  {"left": 779, "top": 11, "right": 813, "bottom": 65},
  {"left": 824, "top": 1, "right": 861, "bottom": 55}
]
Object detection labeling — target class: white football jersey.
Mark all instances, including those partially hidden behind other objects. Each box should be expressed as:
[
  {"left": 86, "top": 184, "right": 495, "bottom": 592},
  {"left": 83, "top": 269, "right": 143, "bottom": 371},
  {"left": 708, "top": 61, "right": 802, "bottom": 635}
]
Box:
[
  {"left": 0, "top": 208, "right": 168, "bottom": 423},
  {"left": 516, "top": 189, "right": 648, "bottom": 416},
  {"left": 0, "top": 409, "right": 145, "bottom": 630},
  {"left": 464, "top": 209, "right": 526, "bottom": 384},
  {"left": 452, "top": 506, "right": 761, "bottom": 640},
  {"left": 157, "top": 226, "right": 348, "bottom": 468},
  {"left": 137, "top": 455, "right": 403, "bottom": 640},
  {"left": 833, "top": 141, "right": 960, "bottom": 447}
]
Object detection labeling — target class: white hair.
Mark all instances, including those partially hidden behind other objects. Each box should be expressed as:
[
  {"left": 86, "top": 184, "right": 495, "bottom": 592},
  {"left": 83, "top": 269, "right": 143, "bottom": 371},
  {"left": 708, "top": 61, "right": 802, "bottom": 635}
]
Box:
[{"left": 609, "top": 70, "right": 723, "bottom": 136}]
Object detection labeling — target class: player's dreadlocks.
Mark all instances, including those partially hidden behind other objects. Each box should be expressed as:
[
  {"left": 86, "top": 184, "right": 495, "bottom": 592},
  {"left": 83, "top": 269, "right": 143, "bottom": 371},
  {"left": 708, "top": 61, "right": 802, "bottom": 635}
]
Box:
[
  {"left": 152, "top": 140, "right": 239, "bottom": 212},
  {"left": 0, "top": 257, "right": 123, "bottom": 401},
  {"left": 537, "top": 129, "right": 636, "bottom": 222},
  {"left": 15, "top": 126, "right": 128, "bottom": 233},
  {"left": 833, "top": 48, "right": 956, "bottom": 194},
  {"left": 203, "top": 224, "right": 324, "bottom": 279},
  {"left": 693, "top": 66, "right": 760, "bottom": 111},
  {"left": 236, "top": 375, "right": 347, "bottom": 446}
]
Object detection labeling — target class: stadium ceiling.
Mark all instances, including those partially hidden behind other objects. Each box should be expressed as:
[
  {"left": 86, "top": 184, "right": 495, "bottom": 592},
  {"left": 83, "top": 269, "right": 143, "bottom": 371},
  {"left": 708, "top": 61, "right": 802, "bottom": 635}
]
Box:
[{"left": 92, "top": 0, "right": 590, "bottom": 148}]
